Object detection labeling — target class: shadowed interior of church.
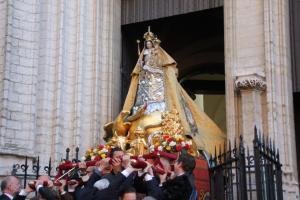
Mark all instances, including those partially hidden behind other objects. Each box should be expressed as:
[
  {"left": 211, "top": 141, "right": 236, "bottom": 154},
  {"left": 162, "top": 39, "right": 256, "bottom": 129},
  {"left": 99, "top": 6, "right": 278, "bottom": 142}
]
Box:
[
  {"left": 121, "top": 7, "right": 226, "bottom": 132},
  {"left": 290, "top": 0, "right": 300, "bottom": 184},
  {"left": 294, "top": 92, "right": 300, "bottom": 183}
]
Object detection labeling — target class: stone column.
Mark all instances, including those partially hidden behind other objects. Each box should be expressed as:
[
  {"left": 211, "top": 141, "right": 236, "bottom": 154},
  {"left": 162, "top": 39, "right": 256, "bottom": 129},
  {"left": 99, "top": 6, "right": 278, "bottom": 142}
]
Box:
[
  {"left": 0, "top": 0, "right": 40, "bottom": 175},
  {"left": 224, "top": 0, "right": 299, "bottom": 197},
  {"left": 33, "top": 0, "right": 121, "bottom": 163},
  {"left": 96, "top": 0, "right": 121, "bottom": 146},
  {"left": 0, "top": 0, "right": 7, "bottom": 130},
  {"left": 235, "top": 75, "right": 266, "bottom": 144},
  {"left": 0, "top": 0, "right": 122, "bottom": 175},
  {"left": 224, "top": 0, "right": 267, "bottom": 142}
]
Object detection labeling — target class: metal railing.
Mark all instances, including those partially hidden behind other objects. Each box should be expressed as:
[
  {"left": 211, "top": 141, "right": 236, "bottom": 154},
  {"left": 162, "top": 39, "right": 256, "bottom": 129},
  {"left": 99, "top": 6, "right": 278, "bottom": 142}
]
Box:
[
  {"left": 11, "top": 147, "right": 80, "bottom": 188},
  {"left": 209, "top": 127, "right": 283, "bottom": 200}
]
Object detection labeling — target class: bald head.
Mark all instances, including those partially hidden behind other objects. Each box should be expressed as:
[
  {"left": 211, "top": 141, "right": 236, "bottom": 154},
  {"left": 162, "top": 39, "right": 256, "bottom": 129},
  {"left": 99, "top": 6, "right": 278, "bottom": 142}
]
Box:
[
  {"left": 1, "top": 176, "right": 21, "bottom": 195},
  {"left": 38, "top": 175, "right": 51, "bottom": 182}
]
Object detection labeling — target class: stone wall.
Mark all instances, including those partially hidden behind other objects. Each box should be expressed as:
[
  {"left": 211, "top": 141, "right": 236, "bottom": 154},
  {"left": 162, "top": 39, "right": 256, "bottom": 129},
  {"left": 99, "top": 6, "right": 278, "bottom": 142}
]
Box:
[
  {"left": 0, "top": 0, "right": 121, "bottom": 176},
  {"left": 224, "top": 0, "right": 299, "bottom": 198}
]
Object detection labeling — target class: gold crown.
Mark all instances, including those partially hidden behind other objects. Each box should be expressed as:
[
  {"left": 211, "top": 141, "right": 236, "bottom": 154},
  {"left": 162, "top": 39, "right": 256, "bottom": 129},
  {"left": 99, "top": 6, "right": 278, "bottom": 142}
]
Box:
[
  {"left": 153, "top": 36, "right": 161, "bottom": 45},
  {"left": 143, "top": 26, "right": 155, "bottom": 41}
]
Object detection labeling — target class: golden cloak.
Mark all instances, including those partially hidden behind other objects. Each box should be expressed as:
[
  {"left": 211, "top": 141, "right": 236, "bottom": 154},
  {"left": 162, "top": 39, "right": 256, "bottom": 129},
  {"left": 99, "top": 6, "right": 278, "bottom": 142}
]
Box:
[{"left": 122, "top": 46, "right": 226, "bottom": 155}]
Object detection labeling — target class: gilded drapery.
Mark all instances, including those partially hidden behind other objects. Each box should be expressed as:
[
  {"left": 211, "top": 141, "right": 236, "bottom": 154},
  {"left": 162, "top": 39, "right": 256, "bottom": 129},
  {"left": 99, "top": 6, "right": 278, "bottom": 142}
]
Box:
[{"left": 122, "top": 47, "right": 226, "bottom": 155}]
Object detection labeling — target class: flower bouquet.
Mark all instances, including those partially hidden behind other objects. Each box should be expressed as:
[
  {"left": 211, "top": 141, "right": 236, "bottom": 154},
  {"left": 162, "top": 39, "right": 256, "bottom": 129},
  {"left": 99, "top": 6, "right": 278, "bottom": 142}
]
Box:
[
  {"left": 81, "top": 144, "right": 111, "bottom": 162},
  {"left": 149, "top": 134, "right": 192, "bottom": 154}
]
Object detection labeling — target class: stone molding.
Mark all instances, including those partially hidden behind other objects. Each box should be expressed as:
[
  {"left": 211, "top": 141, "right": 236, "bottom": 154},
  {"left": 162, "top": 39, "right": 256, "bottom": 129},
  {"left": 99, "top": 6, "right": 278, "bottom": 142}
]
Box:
[
  {"left": 0, "top": 150, "right": 35, "bottom": 158},
  {"left": 235, "top": 75, "right": 266, "bottom": 91}
]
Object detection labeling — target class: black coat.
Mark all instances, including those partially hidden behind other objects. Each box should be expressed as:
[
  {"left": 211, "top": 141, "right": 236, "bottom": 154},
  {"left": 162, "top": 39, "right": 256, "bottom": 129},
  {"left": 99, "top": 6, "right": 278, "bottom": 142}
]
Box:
[
  {"left": 74, "top": 171, "right": 102, "bottom": 200},
  {"left": 38, "top": 187, "right": 57, "bottom": 200},
  {"left": 161, "top": 175, "right": 193, "bottom": 200},
  {"left": 91, "top": 172, "right": 128, "bottom": 200},
  {"left": 0, "top": 193, "right": 26, "bottom": 200},
  {"left": 0, "top": 194, "right": 11, "bottom": 200}
]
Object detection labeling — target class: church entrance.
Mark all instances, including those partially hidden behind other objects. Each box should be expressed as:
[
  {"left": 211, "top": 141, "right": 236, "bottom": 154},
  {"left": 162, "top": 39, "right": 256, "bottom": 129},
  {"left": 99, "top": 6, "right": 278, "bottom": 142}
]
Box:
[{"left": 121, "top": 7, "right": 226, "bottom": 132}]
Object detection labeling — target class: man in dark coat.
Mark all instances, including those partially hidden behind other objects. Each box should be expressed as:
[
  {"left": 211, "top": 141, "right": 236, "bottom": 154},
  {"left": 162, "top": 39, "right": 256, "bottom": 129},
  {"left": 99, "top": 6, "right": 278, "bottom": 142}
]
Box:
[
  {"left": 0, "top": 176, "right": 33, "bottom": 200},
  {"left": 87, "top": 147, "right": 146, "bottom": 200},
  {"left": 29, "top": 175, "right": 59, "bottom": 200},
  {"left": 73, "top": 147, "right": 130, "bottom": 200},
  {"left": 91, "top": 154, "right": 138, "bottom": 200},
  {"left": 157, "top": 152, "right": 196, "bottom": 200}
]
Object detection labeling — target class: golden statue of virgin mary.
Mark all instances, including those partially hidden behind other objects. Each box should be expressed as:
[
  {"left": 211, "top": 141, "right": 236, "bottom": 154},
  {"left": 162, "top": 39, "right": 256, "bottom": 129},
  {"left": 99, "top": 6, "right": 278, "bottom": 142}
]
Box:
[{"left": 104, "top": 27, "right": 226, "bottom": 156}]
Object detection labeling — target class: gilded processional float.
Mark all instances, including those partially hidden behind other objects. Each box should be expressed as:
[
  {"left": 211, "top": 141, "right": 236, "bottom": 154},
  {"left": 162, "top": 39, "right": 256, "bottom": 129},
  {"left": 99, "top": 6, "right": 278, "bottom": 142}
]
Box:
[
  {"left": 104, "top": 27, "right": 225, "bottom": 156},
  {"left": 56, "top": 27, "right": 226, "bottom": 198}
]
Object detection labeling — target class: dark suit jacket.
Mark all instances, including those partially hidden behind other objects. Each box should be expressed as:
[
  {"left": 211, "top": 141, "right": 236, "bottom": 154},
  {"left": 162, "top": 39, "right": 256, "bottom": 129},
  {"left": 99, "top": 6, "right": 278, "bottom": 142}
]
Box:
[
  {"left": 60, "top": 192, "right": 74, "bottom": 200},
  {"left": 160, "top": 174, "right": 193, "bottom": 200},
  {"left": 144, "top": 178, "right": 162, "bottom": 199},
  {"left": 75, "top": 170, "right": 102, "bottom": 200},
  {"left": 91, "top": 172, "right": 128, "bottom": 200},
  {"left": 38, "top": 187, "right": 57, "bottom": 200},
  {"left": 30, "top": 187, "right": 58, "bottom": 200},
  {"left": 0, "top": 194, "right": 10, "bottom": 200},
  {"left": 128, "top": 172, "right": 161, "bottom": 197},
  {"left": 0, "top": 193, "right": 26, "bottom": 200},
  {"left": 117, "top": 172, "right": 137, "bottom": 194}
]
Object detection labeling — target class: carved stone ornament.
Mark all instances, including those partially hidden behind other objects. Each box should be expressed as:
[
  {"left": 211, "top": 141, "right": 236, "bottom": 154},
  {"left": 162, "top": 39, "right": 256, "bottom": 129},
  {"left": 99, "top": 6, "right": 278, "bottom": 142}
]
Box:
[{"left": 235, "top": 75, "right": 267, "bottom": 91}]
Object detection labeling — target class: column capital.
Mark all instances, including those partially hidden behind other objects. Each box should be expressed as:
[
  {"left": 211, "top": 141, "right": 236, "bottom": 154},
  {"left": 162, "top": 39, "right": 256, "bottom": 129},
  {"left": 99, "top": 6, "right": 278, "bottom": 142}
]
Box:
[{"left": 235, "top": 74, "right": 266, "bottom": 91}]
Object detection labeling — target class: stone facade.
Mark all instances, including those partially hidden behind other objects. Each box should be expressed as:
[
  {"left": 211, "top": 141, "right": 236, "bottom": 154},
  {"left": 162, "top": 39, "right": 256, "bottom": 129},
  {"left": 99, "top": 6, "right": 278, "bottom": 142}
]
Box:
[
  {"left": 0, "top": 0, "right": 299, "bottom": 198},
  {"left": 0, "top": 0, "right": 121, "bottom": 173},
  {"left": 224, "top": 0, "right": 299, "bottom": 198}
]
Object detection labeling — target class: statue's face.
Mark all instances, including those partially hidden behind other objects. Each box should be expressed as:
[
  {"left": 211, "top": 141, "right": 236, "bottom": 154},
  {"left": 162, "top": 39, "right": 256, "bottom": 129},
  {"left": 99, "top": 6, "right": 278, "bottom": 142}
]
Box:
[{"left": 146, "top": 41, "right": 153, "bottom": 49}]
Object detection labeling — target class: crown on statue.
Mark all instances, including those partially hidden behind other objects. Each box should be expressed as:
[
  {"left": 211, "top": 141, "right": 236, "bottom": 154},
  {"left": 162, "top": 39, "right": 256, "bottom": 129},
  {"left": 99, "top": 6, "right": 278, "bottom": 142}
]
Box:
[
  {"left": 143, "top": 26, "right": 155, "bottom": 41},
  {"left": 153, "top": 36, "right": 161, "bottom": 45}
]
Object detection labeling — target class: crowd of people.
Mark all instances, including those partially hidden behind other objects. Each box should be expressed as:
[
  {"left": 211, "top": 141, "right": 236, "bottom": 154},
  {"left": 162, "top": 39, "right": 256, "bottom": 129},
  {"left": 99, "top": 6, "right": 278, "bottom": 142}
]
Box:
[{"left": 0, "top": 147, "right": 198, "bottom": 200}]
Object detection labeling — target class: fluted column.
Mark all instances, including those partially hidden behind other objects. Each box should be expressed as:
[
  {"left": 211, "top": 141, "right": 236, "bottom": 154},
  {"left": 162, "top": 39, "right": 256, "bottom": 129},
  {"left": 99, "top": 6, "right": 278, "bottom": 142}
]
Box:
[
  {"left": 34, "top": 0, "right": 121, "bottom": 163},
  {"left": 96, "top": 0, "right": 121, "bottom": 146}
]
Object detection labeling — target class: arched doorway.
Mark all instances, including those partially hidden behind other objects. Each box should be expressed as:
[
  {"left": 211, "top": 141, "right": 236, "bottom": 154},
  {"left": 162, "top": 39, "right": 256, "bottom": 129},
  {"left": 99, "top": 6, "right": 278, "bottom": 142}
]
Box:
[{"left": 121, "top": 7, "right": 226, "bottom": 132}]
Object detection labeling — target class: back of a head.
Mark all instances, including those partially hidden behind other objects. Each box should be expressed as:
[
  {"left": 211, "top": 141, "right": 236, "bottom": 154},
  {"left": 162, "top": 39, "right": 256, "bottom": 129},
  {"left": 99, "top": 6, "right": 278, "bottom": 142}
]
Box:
[
  {"left": 37, "top": 186, "right": 57, "bottom": 200},
  {"left": 142, "top": 196, "right": 157, "bottom": 200},
  {"left": 0, "top": 176, "right": 21, "bottom": 197},
  {"left": 119, "top": 186, "right": 136, "bottom": 200},
  {"left": 178, "top": 152, "right": 196, "bottom": 173},
  {"left": 1, "top": 176, "right": 17, "bottom": 192},
  {"left": 38, "top": 175, "right": 51, "bottom": 182},
  {"left": 1, "top": 176, "right": 9, "bottom": 192}
]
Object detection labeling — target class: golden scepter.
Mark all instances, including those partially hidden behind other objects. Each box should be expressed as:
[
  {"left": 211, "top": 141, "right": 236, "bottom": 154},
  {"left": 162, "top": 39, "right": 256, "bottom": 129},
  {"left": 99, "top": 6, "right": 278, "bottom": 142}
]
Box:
[{"left": 55, "top": 167, "right": 76, "bottom": 181}]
